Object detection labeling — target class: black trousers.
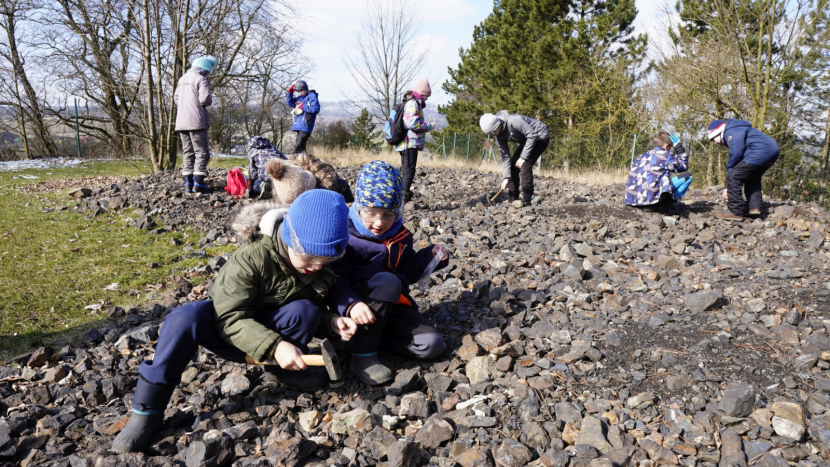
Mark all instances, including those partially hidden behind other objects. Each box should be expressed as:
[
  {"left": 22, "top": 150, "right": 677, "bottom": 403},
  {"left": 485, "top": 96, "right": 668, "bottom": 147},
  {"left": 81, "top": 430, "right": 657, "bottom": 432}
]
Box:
[
  {"left": 350, "top": 272, "right": 445, "bottom": 359},
  {"left": 508, "top": 138, "right": 550, "bottom": 200},
  {"left": 727, "top": 161, "right": 771, "bottom": 215},
  {"left": 400, "top": 148, "right": 419, "bottom": 200},
  {"left": 293, "top": 131, "right": 310, "bottom": 154}
]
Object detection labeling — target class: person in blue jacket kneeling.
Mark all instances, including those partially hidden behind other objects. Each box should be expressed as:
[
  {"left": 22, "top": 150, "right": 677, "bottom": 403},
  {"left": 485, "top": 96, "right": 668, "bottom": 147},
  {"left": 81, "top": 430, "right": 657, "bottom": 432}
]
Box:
[
  {"left": 286, "top": 80, "right": 320, "bottom": 155},
  {"left": 707, "top": 119, "right": 779, "bottom": 220}
]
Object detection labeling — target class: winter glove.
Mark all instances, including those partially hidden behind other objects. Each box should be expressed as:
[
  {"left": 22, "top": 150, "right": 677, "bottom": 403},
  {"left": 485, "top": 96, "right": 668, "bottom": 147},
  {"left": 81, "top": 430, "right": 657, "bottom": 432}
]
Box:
[
  {"left": 297, "top": 102, "right": 303, "bottom": 109},
  {"left": 287, "top": 84, "right": 295, "bottom": 93},
  {"left": 669, "top": 133, "right": 681, "bottom": 146}
]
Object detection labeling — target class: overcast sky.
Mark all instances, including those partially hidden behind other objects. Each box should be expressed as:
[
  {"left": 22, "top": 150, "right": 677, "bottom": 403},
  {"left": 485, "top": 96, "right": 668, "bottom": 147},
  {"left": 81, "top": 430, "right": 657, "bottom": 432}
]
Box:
[{"left": 299, "top": 0, "right": 676, "bottom": 106}]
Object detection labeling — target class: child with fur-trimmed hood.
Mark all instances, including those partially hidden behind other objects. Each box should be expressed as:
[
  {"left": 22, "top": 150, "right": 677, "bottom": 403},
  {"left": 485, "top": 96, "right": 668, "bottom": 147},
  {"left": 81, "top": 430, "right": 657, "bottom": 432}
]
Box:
[{"left": 111, "top": 183, "right": 357, "bottom": 454}]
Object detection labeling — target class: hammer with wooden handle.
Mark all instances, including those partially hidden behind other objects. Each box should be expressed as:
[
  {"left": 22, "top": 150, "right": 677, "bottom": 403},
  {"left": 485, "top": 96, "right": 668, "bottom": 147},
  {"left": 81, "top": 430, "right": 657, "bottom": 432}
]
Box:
[{"left": 244, "top": 338, "right": 344, "bottom": 387}]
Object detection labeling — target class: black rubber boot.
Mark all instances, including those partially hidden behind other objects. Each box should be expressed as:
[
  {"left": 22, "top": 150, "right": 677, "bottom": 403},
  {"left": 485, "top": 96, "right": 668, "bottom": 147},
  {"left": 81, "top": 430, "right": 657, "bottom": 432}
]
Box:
[
  {"left": 263, "top": 366, "right": 329, "bottom": 391},
  {"left": 521, "top": 189, "right": 534, "bottom": 206},
  {"left": 507, "top": 191, "right": 519, "bottom": 202},
  {"left": 183, "top": 175, "right": 194, "bottom": 193},
  {"left": 351, "top": 353, "right": 393, "bottom": 385},
  {"left": 111, "top": 377, "right": 175, "bottom": 453},
  {"left": 193, "top": 175, "right": 213, "bottom": 194}
]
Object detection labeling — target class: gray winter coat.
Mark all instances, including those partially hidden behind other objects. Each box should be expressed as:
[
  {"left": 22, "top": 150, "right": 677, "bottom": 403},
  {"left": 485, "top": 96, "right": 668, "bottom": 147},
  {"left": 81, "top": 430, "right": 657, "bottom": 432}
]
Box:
[
  {"left": 493, "top": 110, "right": 550, "bottom": 178},
  {"left": 174, "top": 67, "right": 213, "bottom": 131}
]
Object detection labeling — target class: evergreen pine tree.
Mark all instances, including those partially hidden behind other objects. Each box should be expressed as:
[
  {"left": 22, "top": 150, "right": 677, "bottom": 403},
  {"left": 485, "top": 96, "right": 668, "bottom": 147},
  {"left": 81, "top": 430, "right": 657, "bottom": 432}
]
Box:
[
  {"left": 351, "top": 108, "right": 381, "bottom": 152},
  {"left": 439, "top": 0, "right": 647, "bottom": 165}
]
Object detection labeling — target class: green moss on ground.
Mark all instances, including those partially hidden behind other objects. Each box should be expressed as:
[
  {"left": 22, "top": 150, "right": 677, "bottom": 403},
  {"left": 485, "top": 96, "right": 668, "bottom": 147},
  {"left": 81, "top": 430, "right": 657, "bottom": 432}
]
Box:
[{"left": 0, "top": 158, "right": 247, "bottom": 361}]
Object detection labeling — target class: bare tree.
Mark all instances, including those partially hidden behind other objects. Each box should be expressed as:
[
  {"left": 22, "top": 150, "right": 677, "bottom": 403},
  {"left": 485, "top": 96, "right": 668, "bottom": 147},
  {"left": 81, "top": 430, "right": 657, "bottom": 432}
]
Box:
[
  {"left": 0, "top": 0, "right": 56, "bottom": 158},
  {"left": 344, "top": 0, "right": 428, "bottom": 124}
]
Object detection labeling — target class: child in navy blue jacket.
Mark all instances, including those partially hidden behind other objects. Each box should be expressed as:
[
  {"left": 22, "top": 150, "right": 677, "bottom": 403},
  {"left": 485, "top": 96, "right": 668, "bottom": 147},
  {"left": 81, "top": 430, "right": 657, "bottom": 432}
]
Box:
[
  {"left": 286, "top": 80, "right": 320, "bottom": 154},
  {"left": 707, "top": 119, "right": 779, "bottom": 220},
  {"left": 328, "top": 161, "right": 448, "bottom": 384}
]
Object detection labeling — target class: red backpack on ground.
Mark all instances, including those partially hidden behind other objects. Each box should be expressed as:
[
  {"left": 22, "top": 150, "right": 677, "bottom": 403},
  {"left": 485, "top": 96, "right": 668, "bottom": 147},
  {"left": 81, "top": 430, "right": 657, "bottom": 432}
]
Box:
[{"left": 225, "top": 168, "right": 248, "bottom": 199}]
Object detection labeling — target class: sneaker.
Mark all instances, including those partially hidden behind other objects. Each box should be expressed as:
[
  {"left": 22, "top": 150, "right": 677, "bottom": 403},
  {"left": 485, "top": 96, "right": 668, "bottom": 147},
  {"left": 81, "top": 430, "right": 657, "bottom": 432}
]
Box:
[
  {"left": 715, "top": 210, "right": 744, "bottom": 221},
  {"left": 749, "top": 208, "right": 761, "bottom": 216},
  {"left": 350, "top": 354, "right": 393, "bottom": 385},
  {"left": 262, "top": 366, "right": 328, "bottom": 391}
]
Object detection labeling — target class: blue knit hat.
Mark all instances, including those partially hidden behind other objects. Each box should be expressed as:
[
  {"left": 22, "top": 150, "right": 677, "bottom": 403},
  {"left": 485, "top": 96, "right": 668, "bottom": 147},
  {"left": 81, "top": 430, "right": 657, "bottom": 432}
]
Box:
[
  {"left": 707, "top": 119, "right": 726, "bottom": 141},
  {"left": 192, "top": 56, "right": 218, "bottom": 74},
  {"left": 294, "top": 80, "right": 309, "bottom": 92},
  {"left": 280, "top": 190, "right": 349, "bottom": 257},
  {"left": 355, "top": 161, "right": 403, "bottom": 210}
]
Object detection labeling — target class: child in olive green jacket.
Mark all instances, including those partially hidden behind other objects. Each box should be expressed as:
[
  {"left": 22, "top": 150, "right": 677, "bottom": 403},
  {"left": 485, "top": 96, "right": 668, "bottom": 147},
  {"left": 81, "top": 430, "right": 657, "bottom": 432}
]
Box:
[{"left": 112, "top": 190, "right": 357, "bottom": 453}]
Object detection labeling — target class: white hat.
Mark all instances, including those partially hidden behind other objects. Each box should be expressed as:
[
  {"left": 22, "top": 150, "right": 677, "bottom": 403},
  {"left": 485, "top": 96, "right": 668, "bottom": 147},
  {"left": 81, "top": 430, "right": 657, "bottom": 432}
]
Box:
[{"left": 479, "top": 113, "right": 501, "bottom": 134}]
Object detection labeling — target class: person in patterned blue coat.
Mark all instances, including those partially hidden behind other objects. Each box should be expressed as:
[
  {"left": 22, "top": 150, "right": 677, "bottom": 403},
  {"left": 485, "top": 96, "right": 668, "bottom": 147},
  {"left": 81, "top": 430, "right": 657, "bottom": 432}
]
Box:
[
  {"left": 327, "top": 161, "right": 448, "bottom": 385},
  {"left": 625, "top": 131, "right": 691, "bottom": 210},
  {"left": 246, "top": 136, "right": 287, "bottom": 197}
]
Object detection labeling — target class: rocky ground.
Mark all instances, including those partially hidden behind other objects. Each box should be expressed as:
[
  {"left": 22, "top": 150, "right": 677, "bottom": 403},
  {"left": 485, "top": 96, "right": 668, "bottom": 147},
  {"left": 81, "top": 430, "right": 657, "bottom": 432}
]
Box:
[{"left": 2, "top": 166, "right": 830, "bottom": 467}]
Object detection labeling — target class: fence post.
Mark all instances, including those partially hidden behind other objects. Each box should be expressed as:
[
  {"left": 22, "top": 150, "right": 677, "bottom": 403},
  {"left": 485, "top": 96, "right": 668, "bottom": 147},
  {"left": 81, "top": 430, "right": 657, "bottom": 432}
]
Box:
[
  {"left": 629, "top": 134, "right": 638, "bottom": 167},
  {"left": 279, "top": 118, "right": 284, "bottom": 152},
  {"left": 74, "top": 98, "right": 81, "bottom": 158},
  {"left": 442, "top": 133, "right": 446, "bottom": 159},
  {"left": 466, "top": 132, "right": 471, "bottom": 164},
  {"left": 452, "top": 132, "right": 457, "bottom": 159}
]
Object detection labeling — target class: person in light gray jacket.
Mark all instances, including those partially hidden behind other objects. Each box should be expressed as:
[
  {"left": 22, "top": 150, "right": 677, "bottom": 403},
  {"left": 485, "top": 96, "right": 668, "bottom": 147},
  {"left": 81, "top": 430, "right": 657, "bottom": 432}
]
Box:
[
  {"left": 175, "top": 55, "right": 217, "bottom": 193},
  {"left": 479, "top": 111, "right": 550, "bottom": 206}
]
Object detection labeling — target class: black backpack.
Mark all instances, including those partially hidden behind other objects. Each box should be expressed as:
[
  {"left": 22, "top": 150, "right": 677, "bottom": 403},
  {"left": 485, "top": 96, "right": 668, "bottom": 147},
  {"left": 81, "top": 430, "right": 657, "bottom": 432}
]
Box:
[{"left": 384, "top": 101, "right": 408, "bottom": 145}]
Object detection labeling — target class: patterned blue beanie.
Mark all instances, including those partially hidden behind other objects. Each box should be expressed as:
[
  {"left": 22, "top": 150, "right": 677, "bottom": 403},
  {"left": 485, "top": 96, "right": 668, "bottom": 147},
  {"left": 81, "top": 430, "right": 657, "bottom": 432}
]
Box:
[
  {"left": 280, "top": 190, "right": 349, "bottom": 257},
  {"left": 192, "top": 56, "right": 218, "bottom": 74},
  {"left": 355, "top": 161, "right": 403, "bottom": 210}
]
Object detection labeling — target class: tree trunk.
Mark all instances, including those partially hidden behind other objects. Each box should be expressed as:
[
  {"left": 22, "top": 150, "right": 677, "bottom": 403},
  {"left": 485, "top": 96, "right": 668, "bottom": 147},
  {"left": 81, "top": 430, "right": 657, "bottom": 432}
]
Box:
[
  {"left": 819, "top": 115, "right": 830, "bottom": 206},
  {"left": 2, "top": 5, "right": 56, "bottom": 157},
  {"left": 141, "top": 0, "right": 160, "bottom": 172}
]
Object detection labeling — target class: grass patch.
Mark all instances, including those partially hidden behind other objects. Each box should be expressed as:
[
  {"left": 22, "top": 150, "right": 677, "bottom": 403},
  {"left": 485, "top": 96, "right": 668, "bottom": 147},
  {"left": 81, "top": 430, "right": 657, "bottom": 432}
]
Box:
[
  {"left": 0, "top": 153, "right": 628, "bottom": 361},
  {"left": 0, "top": 159, "right": 237, "bottom": 361}
]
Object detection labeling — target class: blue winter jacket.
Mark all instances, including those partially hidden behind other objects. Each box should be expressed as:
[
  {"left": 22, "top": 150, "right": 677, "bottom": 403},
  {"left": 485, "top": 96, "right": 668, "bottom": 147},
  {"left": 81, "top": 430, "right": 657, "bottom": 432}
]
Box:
[
  {"left": 286, "top": 90, "right": 321, "bottom": 134},
  {"left": 723, "top": 119, "right": 779, "bottom": 170},
  {"left": 327, "top": 219, "right": 447, "bottom": 316}
]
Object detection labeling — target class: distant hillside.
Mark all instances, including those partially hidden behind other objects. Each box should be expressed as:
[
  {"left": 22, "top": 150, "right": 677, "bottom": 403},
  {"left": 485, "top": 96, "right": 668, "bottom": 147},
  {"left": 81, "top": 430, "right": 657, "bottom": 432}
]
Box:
[{"left": 316, "top": 101, "right": 447, "bottom": 128}]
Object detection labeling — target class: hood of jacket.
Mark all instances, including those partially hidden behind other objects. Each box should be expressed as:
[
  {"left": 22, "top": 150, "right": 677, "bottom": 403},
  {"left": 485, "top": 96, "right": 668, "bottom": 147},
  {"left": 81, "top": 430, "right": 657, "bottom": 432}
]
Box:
[
  {"left": 726, "top": 119, "right": 752, "bottom": 131},
  {"left": 232, "top": 200, "right": 289, "bottom": 242},
  {"left": 247, "top": 136, "right": 274, "bottom": 151},
  {"left": 495, "top": 110, "right": 509, "bottom": 127}
]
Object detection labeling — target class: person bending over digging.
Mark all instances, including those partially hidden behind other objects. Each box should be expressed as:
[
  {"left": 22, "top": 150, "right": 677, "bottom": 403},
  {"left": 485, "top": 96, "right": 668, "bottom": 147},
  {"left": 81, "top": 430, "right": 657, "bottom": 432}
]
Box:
[
  {"left": 327, "top": 161, "right": 448, "bottom": 385},
  {"left": 111, "top": 190, "right": 358, "bottom": 453},
  {"left": 625, "top": 130, "right": 692, "bottom": 212},
  {"left": 175, "top": 55, "right": 217, "bottom": 194},
  {"left": 286, "top": 80, "right": 321, "bottom": 155},
  {"left": 479, "top": 111, "right": 550, "bottom": 206},
  {"left": 707, "top": 119, "right": 780, "bottom": 221}
]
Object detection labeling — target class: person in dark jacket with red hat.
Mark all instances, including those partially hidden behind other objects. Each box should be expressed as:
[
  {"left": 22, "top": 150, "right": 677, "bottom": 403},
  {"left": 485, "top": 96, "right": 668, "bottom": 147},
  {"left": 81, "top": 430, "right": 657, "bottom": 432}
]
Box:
[{"left": 707, "top": 119, "right": 779, "bottom": 220}]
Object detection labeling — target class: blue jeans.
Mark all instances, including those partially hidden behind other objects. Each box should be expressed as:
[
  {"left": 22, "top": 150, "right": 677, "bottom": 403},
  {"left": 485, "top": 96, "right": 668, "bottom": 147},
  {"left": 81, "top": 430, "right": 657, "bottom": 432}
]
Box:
[{"left": 137, "top": 299, "right": 321, "bottom": 389}]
